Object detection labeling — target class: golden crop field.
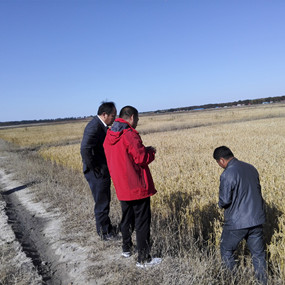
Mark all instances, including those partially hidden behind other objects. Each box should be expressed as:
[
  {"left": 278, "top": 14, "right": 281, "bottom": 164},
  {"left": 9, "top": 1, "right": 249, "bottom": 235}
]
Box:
[
  {"left": 0, "top": 121, "right": 87, "bottom": 147},
  {"left": 1, "top": 103, "right": 285, "bottom": 279},
  {"left": 0, "top": 104, "right": 283, "bottom": 146}
]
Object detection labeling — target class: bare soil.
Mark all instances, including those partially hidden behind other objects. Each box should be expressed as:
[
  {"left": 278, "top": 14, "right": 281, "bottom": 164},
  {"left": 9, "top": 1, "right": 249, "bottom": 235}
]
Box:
[{"left": 0, "top": 167, "right": 96, "bottom": 284}]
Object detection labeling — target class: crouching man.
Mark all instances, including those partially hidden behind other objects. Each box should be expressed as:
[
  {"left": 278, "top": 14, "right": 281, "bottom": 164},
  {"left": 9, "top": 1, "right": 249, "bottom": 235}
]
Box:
[{"left": 213, "top": 146, "right": 267, "bottom": 284}]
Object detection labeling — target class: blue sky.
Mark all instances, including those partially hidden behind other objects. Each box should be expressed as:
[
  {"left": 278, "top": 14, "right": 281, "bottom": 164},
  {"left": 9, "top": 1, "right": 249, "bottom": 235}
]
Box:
[{"left": 1, "top": 0, "right": 285, "bottom": 122}]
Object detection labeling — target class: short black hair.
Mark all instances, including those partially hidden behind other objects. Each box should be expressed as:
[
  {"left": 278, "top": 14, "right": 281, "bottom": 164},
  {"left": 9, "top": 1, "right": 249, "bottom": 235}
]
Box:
[
  {"left": 119, "top": 106, "right": 138, "bottom": 119},
  {"left": 213, "top": 146, "right": 234, "bottom": 160},
  {"left": 97, "top": 102, "right": 116, "bottom": 115}
]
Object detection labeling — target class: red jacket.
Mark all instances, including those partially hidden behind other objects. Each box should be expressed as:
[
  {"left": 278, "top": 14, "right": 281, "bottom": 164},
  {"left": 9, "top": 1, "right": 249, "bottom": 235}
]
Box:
[{"left": 103, "top": 118, "right": 157, "bottom": 201}]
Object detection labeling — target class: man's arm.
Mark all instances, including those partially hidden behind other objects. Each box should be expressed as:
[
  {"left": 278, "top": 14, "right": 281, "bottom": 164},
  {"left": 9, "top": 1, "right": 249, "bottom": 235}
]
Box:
[
  {"left": 80, "top": 121, "right": 100, "bottom": 170},
  {"left": 218, "top": 173, "right": 234, "bottom": 209},
  {"left": 125, "top": 131, "right": 155, "bottom": 166}
]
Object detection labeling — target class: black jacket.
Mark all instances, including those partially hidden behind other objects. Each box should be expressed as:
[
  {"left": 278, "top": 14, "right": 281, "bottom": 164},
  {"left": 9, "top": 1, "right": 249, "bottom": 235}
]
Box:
[
  {"left": 80, "top": 116, "right": 109, "bottom": 177},
  {"left": 219, "top": 158, "right": 266, "bottom": 230}
]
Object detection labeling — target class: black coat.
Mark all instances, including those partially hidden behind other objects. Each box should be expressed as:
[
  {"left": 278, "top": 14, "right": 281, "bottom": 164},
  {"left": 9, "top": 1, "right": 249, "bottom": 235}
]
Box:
[
  {"left": 80, "top": 116, "right": 109, "bottom": 177},
  {"left": 219, "top": 158, "right": 266, "bottom": 230}
]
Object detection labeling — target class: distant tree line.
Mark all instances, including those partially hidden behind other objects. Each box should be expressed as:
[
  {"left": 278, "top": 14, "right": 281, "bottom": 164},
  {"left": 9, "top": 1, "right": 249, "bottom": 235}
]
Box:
[
  {"left": 1, "top": 95, "right": 285, "bottom": 126},
  {"left": 0, "top": 116, "right": 92, "bottom": 127},
  {"left": 151, "top": 95, "right": 285, "bottom": 114}
]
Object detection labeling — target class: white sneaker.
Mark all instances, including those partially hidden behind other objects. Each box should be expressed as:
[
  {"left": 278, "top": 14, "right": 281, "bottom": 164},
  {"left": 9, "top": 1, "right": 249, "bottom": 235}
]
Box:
[
  {"left": 136, "top": 258, "right": 162, "bottom": 268},
  {"left": 121, "top": 252, "right": 132, "bottom": 258}
]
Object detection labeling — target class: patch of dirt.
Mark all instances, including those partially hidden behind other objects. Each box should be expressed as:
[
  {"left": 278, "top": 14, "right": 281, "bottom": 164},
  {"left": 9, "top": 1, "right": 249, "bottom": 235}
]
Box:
[
  {"left": 0, "top": 168, "right": 99, "bottom": 284},
  {"left": 0, "top": 166, "right": 137, "bottom": 285}
]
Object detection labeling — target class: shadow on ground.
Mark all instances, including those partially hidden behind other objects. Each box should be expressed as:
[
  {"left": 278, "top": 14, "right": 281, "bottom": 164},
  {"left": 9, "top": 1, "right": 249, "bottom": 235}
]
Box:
[
  {"left": 152, "top": 190, "right": 283, "bottom": 262},
  {"left": 1, "top": 182, "right": 38, "bottom": 195}
]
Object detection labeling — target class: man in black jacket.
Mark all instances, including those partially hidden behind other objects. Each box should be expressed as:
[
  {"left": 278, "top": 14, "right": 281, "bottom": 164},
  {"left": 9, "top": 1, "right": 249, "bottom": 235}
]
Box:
[
  {"left": 81, "top": 102, "right": 117, "bottom": 240},
  {"left": 213, "top": 146, "right": 267, "bottom": 284}
]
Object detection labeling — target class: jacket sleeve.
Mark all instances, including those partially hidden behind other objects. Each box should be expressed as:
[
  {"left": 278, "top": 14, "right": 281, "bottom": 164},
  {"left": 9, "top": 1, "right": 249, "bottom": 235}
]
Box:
[
  {"left": 125, "top": 130, "right": 155, "bottom": 167},
  {"left": 80, "top": 122, "right": 100, "bottom": 170},
  {"left": 218, "top": 172, "right": 234, "bottom": 209}
]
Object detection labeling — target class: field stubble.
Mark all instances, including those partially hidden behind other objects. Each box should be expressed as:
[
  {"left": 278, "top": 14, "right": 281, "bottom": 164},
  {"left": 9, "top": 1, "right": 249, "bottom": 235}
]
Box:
[{"left": 1, "top": 103, "right": 285, "bottom": 283}]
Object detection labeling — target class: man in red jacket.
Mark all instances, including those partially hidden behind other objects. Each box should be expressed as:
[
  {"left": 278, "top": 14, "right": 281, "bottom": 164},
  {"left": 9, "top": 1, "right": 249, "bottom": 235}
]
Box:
[{"left": 103, "top": 105, "right": 161, "bottom": 268}]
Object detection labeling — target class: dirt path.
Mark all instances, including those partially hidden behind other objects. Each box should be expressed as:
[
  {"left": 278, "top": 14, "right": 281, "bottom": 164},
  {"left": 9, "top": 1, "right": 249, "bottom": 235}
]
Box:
[
  {"left": 0, "top": 149, "right": 138, "bottom": 285},
  {"left": 0, "top": 168, "right": 96, "bottom": 284}
]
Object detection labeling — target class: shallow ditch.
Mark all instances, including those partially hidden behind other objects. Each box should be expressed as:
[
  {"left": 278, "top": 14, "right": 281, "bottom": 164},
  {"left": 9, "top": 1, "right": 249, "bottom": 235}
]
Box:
[
  {"left": 0, "top": 159, "right": 94, "bottom": 285},
  {"left": 3, "top": 199, "right": 52, "bottom": 284},
  {"left": 0, "top": 184, "right": 68, "bottom": 285}
]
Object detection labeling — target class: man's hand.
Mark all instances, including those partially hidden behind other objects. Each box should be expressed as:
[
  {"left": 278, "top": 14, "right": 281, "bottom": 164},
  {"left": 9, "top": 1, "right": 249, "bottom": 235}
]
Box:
[{"left": 146, "top": 146, "right": 156, "bottom": 153}]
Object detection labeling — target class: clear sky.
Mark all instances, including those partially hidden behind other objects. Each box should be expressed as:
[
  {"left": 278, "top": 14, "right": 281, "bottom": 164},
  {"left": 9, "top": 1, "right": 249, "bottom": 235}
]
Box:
[{"left": 1, "top": 0, "right": 285, "bottom": 122}]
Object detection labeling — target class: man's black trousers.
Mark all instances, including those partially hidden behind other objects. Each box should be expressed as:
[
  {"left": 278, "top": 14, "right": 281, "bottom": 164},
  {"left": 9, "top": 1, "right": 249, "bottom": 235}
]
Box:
[
  {"left": 84, "top": 169, "right": 112, "bottom": 237},
  {"left": 120, "top": 197, "right": 151, "bottom": 263}
]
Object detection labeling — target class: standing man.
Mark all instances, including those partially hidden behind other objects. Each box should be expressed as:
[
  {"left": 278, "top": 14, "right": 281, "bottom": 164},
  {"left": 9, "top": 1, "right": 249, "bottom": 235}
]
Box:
[
  {"left": 80, "top": 101, "right": 117, "bottom": 240},
  {"left": 103, "top": 106, "right": 161, "bottom": 268},
  {"left": 213, "top": 146, "right": 267, "bottom": 284}
]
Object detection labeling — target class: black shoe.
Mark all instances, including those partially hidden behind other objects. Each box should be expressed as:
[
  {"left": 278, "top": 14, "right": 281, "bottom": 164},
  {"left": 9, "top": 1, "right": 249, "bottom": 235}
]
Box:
[{"left": 102, "top": 232, "right": 120, "bottom": 241}]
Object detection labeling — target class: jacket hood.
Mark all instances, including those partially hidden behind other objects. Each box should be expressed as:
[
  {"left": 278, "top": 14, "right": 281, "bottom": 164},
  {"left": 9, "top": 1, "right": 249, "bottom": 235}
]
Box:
[
  {"left": 106, "top": 118, "right": 137, "bottom": 145},
  {"left": 111, "top": 118, "right": 131, "bottom": 132}
]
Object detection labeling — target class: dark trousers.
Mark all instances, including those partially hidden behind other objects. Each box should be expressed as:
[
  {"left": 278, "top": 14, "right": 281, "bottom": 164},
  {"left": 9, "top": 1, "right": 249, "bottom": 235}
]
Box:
[
  {"left": 84, "top": 170, "right": 112, "bottom": 236},
  {"left": 220, "top": 225, "right": 267, "bottom": 284},
  {"left": 120, "top": 197, "right": 151, "bottom": 263}
]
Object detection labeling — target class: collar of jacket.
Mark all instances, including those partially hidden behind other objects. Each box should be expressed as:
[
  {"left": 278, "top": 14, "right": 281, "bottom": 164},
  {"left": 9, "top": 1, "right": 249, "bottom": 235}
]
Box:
[
  {"left": 97, "top": 114, "right": 107, "bottom": 128},
  {"left": 226, "top": 157, "right": 237, "bottom": 169},
  {"left": 113, "top": 118, "right": 139, "bottom": 134}
]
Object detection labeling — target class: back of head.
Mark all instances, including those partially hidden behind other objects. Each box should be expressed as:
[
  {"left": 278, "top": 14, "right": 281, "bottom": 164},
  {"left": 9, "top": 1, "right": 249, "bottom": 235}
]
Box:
[
  {"left": 97, "top": 101, "right": 116, "bottom": 115},
  {"left": 119, "top": 106, "right": 138, "bottom": 120},
  {"left": 213, "top": 146, "right": 234, "bottom": 160}
]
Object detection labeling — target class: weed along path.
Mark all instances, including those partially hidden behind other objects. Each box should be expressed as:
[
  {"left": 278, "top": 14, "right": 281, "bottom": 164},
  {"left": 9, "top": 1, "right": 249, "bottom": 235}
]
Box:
[
  {"left": 0, "top": 171, "right": 52, "bottom": 283},
  {"left": 0, "top": 169, "right": 128, "bottom": 285},
  {"left": 0, "top": 168, "right": 94, "bottom": 284}
]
